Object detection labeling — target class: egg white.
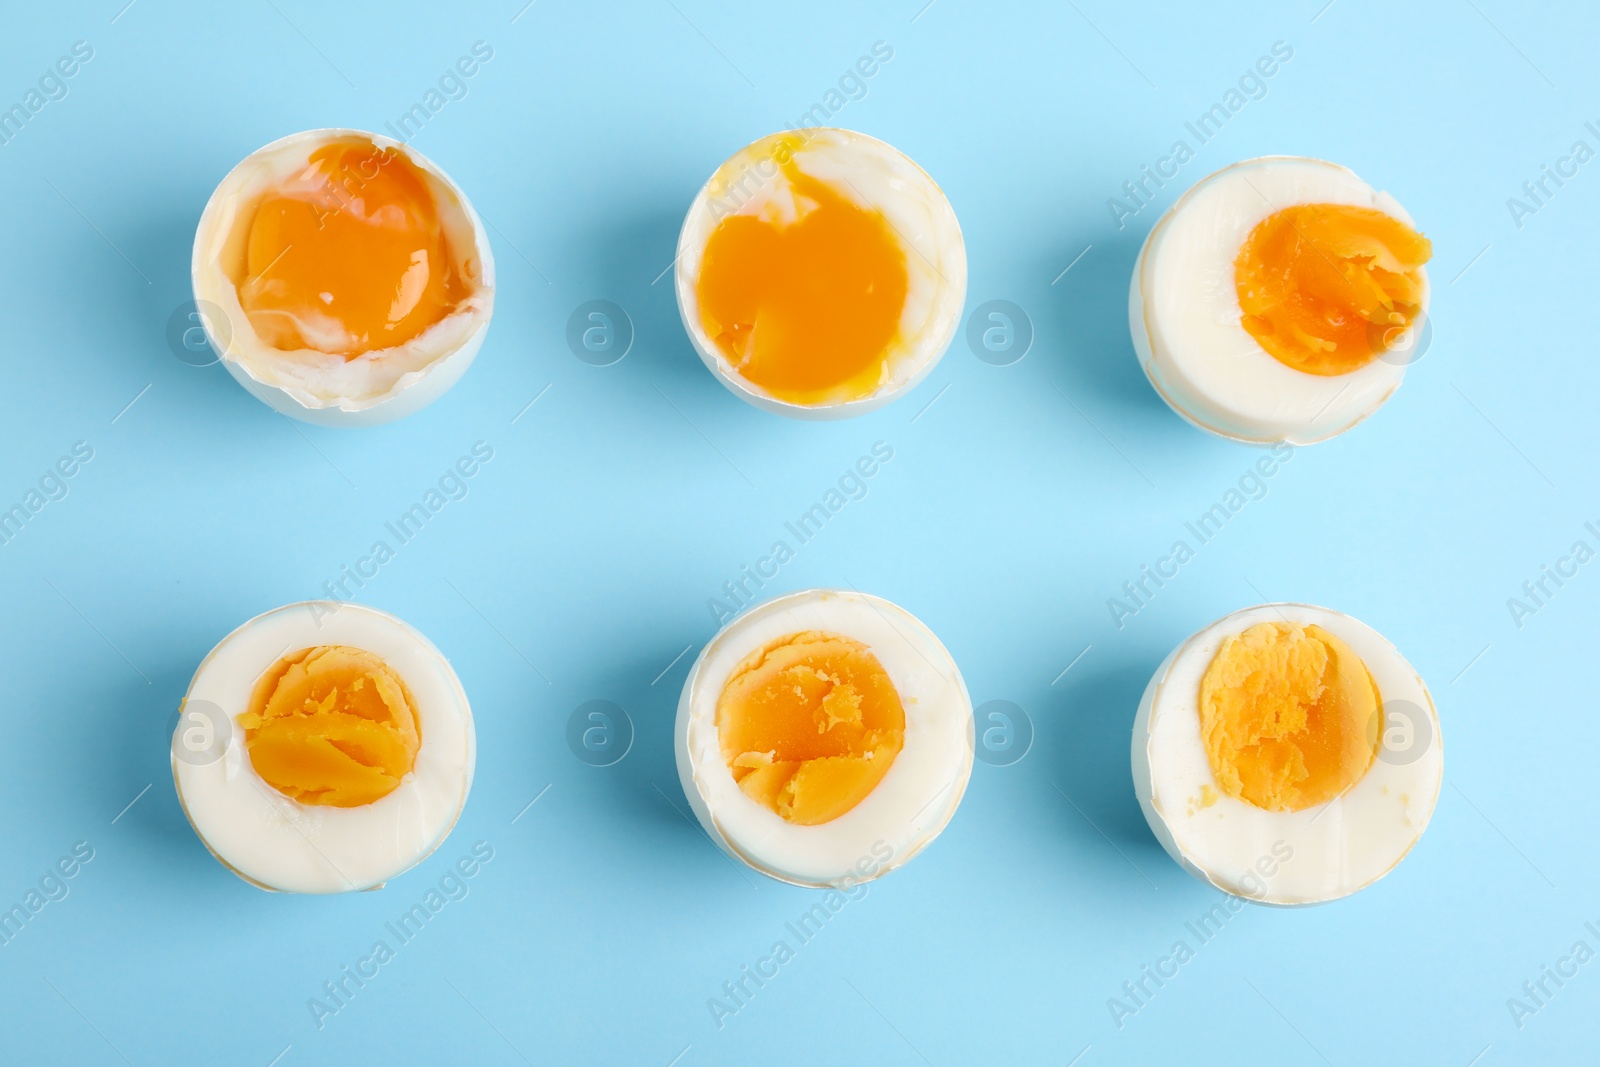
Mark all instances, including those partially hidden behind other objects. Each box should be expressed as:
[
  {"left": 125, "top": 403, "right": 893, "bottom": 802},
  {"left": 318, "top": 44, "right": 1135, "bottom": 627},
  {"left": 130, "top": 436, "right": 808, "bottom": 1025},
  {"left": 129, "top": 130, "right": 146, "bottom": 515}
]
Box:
[
  {"left": 172, "top": 601, "right": 475, "bottom": 894},
  {"left": 1131, "top": 603, "right": 1442, "bottom": 905},
  {"left": 192, "top": 129, "right": 495, "bottom": 426},
  {"left": 675, "top": 128, "right": 967, "bottom": 419},
  {"left": 1130, "top": 156, "right": 1429, "bottom": 444},
  {"left": 676, "top": 589, "right": 974, "bottom": 887}
]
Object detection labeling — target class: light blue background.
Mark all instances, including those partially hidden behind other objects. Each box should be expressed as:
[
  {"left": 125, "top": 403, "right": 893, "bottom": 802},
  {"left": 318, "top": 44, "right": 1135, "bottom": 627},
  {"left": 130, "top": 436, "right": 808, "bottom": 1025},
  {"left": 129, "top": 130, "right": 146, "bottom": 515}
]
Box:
[{"left": 0, "top": 0, "right": 1594, "bottom": 1063}]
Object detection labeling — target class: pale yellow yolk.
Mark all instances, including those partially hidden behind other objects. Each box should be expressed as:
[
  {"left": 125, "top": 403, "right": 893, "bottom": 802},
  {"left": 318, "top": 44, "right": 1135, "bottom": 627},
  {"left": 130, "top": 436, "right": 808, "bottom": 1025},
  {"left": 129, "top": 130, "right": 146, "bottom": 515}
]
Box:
[
  {"left": 239, "top": 138, "right": 468, "bottom": 359},
  {"left": 240, "top": 646, "right": 421, "bottom": 807},
  {"left": 695, "top": 137, "right": 910, "bottom": 406},
  {"left": 1198, "top": 622, "right": 1381, "bottom": 812},
  {"left": 716, "top": 631, "right": 905, "bottom": 825},
  {"left": 1234, "top": 203, "right": 1432, "bottom": 376}
]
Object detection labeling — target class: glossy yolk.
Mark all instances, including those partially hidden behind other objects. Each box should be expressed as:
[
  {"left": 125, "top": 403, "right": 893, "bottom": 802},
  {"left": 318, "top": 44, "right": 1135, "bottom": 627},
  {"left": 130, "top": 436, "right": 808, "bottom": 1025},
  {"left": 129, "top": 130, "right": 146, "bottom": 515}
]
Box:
[
  {"left": 1235, "top": 203, "right": 1432, "bottom": 376},
  {"left": 716, "top": 631, "right": 905, "bottom": 825},
  {"left": 238, "top": 139, "right": 467, "bottom": 359},
  {"left": 695, "top": 145, "right": 909, "bottom": 405},
  {"left": 240, "top": 646, "right": 421, "bottom": 807},
  {"left": 1198, "top": 622, "right": 1380, "bottom": 812}
]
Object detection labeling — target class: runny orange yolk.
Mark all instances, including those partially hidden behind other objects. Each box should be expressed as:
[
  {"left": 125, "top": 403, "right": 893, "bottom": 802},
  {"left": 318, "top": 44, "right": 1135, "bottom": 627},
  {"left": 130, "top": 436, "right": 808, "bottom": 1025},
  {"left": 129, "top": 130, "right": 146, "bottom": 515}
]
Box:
[
  {"left": 240, "top": 646, "right": 421, "bottom": 808},
  {"left": 1234, "top": 203, "right": 1432, "bottom": 376},
  {"left": 716, "top": 631, "right": 905, "bottom": 825},
  {"left": 695, "top": 140, "right": 909, "bottom": 406},
  {"left": 1198, "top": 622, "right": 1381, "bottom": 812},
  {"left": 239, "top": 138, "right": 467, "bottom": 359}
]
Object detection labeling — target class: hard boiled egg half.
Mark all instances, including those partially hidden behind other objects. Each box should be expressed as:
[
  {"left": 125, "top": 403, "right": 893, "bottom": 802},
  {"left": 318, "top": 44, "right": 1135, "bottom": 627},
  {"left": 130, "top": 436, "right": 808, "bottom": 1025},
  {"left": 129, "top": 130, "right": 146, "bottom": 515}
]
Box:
[
  {"left": 1130, "top": 157, "right": 1432, "bottom": 443},
  {"left": 1132, "top": 603, "right": 1442, "bottom": 905},
  {"left": 675, "top": 129, "right": 966, "bottom": 419},
  {"left": 172, "top": 601, "right": 475, "bottom": 893},
  {"left": 192, "top": 129, "right": 494, "bottom": 426},
  {"left": 676, "top": 590, "right": 973, "bottom": 886}
]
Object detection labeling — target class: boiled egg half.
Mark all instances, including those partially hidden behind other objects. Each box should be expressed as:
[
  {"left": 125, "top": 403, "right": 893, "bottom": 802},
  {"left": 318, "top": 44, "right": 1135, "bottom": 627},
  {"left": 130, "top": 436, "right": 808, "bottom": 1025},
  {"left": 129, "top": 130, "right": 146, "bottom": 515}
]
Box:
[
  {"left": 192, "top": 129, "right": 494, "bottom": 426},
  {"left": 172, "top": 601, "right": 475, "bottom": 893},
  {"left": 676, "top": 589, "right": 973, "bottom": 886},
  {"left": 1132, "top": 603, "right": 1442, "bottom": 905},
  {"left": 1130, "top": 157, "right": 1431, "bottom": 443},
  {"left": 676, "top": 129, "right": 966, "bottom": 418}
]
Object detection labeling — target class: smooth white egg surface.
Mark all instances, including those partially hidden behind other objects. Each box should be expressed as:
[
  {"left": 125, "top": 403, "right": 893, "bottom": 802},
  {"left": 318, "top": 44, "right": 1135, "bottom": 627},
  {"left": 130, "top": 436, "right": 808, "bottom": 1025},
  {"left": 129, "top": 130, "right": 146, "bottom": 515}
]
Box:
[
  {"left": 676, "top": 589, "right": 973, "bottom": 887},
  {"left": 1132, "top": 602, "right": 1442, "bottom": 905},
  {"left": 172, "top": 601, "right": 475, "bottom": 894},
  {"left": 675, "top": 128, "right": 966, "bottom": 419},
  {"left": 192, "top": 128, "right": 494, "bottom": 426},
  {"left": 1130, "top": 156, "right": 1429, "bottom": 444}
]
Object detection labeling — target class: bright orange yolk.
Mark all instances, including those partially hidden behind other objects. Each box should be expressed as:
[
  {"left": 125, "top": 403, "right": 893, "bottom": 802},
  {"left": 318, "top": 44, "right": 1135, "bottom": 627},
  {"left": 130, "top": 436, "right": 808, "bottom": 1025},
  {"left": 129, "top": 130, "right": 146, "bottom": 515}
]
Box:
[
  {"left": 695, "top": 141, "right": 909, "bottom": 405},
  {"left": 239, "top": 138, "right": 467, "bottom": 359},
  {"left": 1198, "top": 622, "right": 1381, "bottom": 812},
  {"left": 240, "top": 646, "right": 421, "bottom": 808},
  {"left": 716, "top": 631, "right": 905, "bottom": 825},
  {"left": 1234, "top": 203, "right": 1432, "bottom": 376}
]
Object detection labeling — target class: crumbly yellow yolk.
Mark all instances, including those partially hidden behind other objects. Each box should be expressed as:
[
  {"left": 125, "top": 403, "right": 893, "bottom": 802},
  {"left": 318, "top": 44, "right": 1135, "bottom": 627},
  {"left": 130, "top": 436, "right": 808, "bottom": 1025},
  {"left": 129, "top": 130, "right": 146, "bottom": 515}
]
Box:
[
  {"left": 695, "top": 136, "right": 909, "bottom": 406},
  {"left": 716, "top": 631, "right": 905, "bottom": 825},
  {"left": 240, "top": 646, "right": 421, "bottom": 807},
  {"left": 1198, "top": 622, "right": 1381, "bottom": 812},
  {"left": 1235, "top": 203, "right": 1432, "bottom": 376},
  {"left": 239, "top": 138, "right": 467, "bottom": 359}
]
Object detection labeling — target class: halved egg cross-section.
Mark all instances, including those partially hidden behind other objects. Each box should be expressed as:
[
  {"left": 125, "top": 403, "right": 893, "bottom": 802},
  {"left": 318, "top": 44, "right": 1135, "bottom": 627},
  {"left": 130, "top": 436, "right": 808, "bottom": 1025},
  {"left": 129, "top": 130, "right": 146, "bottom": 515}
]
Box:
[
  {"left": 676, "top": 129, "right": 966, "bottom": 418},
  {"left": 172, "top": 602, "right": 475, "bottom": 894},
  {"left": 677, "top": 590, "right": 973, "bottom": 887},
  {"left": 1130, "top": 156, "right": 1433, "bottom": 443},
  {"left": 192, "top": 129, "right": 495, "bottom": 425},
  {"left": 1132, "top": 603, "right": 1443, "bottom": 905}
]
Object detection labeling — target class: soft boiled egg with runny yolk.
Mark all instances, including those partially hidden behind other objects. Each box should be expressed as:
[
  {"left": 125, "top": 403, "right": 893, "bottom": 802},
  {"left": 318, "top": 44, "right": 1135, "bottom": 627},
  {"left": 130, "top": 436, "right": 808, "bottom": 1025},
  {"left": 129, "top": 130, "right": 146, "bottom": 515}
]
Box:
[
  {"left": 676, "top": 129, "right": 966, "bottom": 419},
  {"left": 1132, "top": 603, "right": 1443, "bottom": 905},
  {"left": 1130, "top": 157, "right": 1432, "bottom": 443},
  {"left": 172, "top": 602, "right": 475, "bottom": 893},
  {"left": 677, "top": 590, "right": 973, "bottom": 887},
  {"left": 192, "top": 129, "right": 494, "bottom": 426}
]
